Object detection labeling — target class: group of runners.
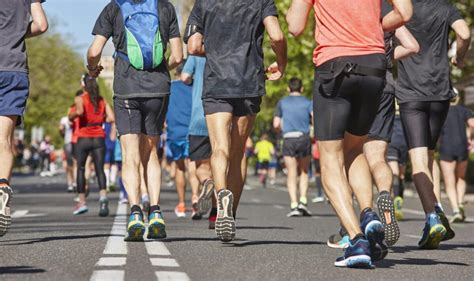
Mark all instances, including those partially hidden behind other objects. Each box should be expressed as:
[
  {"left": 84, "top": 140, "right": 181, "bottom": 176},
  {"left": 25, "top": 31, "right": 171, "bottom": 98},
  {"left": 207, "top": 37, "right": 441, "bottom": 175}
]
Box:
[{"left": 1, "top": 0, "right": 473, "bottom": 270}]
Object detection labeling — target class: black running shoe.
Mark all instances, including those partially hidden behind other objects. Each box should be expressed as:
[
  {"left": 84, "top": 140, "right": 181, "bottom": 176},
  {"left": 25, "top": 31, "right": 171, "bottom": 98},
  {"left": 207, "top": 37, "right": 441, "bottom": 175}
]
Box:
[
  {"left": 99, "top": 198, "right": 109, "bottom": 217},
  {"left": 287, "top": 208, "right": 302, "bottom": 217},
  {"left": 297, "top": 202, "right": 312, "bottom": 216},
  {"left": 376, "top": 192, "right": 400, "bottom": 246},
  {"left": 0, "top": 181, "right": 13, "bottom": 237},
  {"left": 360, "top": 209, "right": 388, "bottom": 262},
  {"left": 435, "top": 206, "right": 455, "bottom": 241},
  {"left": 215, "top": 189, "right": 236, "bottom": 242}
]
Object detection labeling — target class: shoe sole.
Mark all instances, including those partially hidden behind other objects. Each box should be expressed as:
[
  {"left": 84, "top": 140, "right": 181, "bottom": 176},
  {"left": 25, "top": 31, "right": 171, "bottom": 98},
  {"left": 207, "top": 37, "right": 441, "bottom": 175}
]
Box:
[
  {"left": 192, "top": 202, "right": 203, "bottom": 220},
  {"left": 73, "top": 208, "right": 89, "bottom": 215},
  {"left": 365, "top": 220, "right": 388, "bottom": 262},
  {"left": 438, "top": 213, "right": 455, "bottom": 241},
  {"left": 377, "top": 194, "right": 400, "bottom": 246},
  {"left": 297, "top": 207, "right": 312, "bottom": 217},
  {"left": 419, "top": 224, "right": 446, "bottom": 250},
  {"left": 125, "top": 223, "right": 145, "bottom": 242},
  {"left": 99, "top": 202, "right": 109, "bottom": 217},
  {"left": 197, "top": 180, "right": 214, "bottom": 216},
  {"left": 0, "top": 186, "right": 13, "bottom": 237},
  {"left": 334, "top": 255, "right": 372, "bottom": 268},
  {"left": 215, "top": 190, "right": 236, "bottom": 242},
  {"left": 147, "top": 223, "right": 167, "bottom": 239}
]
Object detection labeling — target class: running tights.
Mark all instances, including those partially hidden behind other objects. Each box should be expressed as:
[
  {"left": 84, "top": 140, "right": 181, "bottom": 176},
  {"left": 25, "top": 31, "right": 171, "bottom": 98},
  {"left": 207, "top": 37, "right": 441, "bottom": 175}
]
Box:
[{"left": 76, "top": 137, "right": 106, "bottom": 194}]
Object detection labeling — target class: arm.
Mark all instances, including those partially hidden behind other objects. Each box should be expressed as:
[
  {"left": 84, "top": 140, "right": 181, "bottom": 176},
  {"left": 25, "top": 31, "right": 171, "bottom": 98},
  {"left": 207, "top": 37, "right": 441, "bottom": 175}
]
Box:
[
  {"left": 59, "top": 123, "right": 66, "bottom": 137},
  {"left": 264, "top": 16, "right": 287, "bottom": 81},
  {"left": 273, "top": 116, "right": 282, "bottom": 133},
  {"left": 69, "top": 97, "right": 84, "bottom": 120},
  {"left": 181, "top": 73, "right": 193, "bottom": 85},
  {"left": 105, "top": 103, "right": 115, "bottom": 123},
  {"left": 186, "top": 1, "right": 205, "bottom": 56},
  {"left": 382, "top": 0, "right": 413, "bottom": 32},
  {"left": 87, "top": 35, "right": 108, "bottom": 77},
  {"left": 451, "top": 19, "right": 471, "bottom": 68},
  {"left": 393, "top": 26, "right": 419, "bottom": 60},
  {"left": 168, "top": 38, "right": 183, "bottom": 70},
  {"left": 110, "top": 123, "right": 117, "bottom": 142},
  {"left": 25, "top": 0, "right": 48, "bottom": 38},
  {"left": 286, "top": 0, "right": 312, "bottom": 37}
]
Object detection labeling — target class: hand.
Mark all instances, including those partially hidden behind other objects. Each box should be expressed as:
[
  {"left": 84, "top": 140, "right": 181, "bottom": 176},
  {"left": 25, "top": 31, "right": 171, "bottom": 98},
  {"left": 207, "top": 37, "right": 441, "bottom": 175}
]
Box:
[
  {"left": 451, "top": 56, "right": 465, "bottom": 68},
  {"left": 266, "top": 62, "right": 285, "bottom": 81},
  {"left": 87, "top": 64, "right": 104, "bottom": 77}
]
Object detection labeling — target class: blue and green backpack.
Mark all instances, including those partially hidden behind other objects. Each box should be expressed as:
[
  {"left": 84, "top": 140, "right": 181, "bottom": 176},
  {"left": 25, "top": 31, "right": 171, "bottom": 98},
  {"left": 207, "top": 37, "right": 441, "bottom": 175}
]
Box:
[{"left": 115, "top": 0, "right": 164, "bottom": 70}]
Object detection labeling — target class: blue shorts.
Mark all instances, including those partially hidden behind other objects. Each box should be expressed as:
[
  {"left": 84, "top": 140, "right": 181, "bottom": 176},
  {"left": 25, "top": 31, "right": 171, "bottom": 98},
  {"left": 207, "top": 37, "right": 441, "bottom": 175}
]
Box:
[
  {"left": 167, "top": 140, "right": 189, "bottom": 161},
  {"left": 105, "top": 148, "right": 115, "bottom": 164},
  {"left": 0, "top": 72, "right": 29, "bottom": 125}
]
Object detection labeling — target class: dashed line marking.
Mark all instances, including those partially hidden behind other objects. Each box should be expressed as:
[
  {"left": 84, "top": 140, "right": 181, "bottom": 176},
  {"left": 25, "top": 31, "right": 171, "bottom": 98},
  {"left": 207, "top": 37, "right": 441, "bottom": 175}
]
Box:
[
  {"left": 103, "top": 203, "right": 127, "bottom": 255},
  {"left": 150, "top": 258, "right": 180, "bottom": 267},
  {"left": 272, "top": 204, "right": 285, "bottom": 210},
  {"left": 90, "top": 270, "right": 124, "bottom": 281},
  {"left": 11, "top": 210, "right": 29, "bottom": 218},
  {"left": 155, "top": 271, "right": 190, "bottom": 281},
  {"left": 146, "top": 241, "right": 171, "bottom": 256},
  {"left": 251, "top": 198, "right": 261, "bottom": 203},
  {"left": 96, "top": 257, "right": 127, "bottom": 267}
]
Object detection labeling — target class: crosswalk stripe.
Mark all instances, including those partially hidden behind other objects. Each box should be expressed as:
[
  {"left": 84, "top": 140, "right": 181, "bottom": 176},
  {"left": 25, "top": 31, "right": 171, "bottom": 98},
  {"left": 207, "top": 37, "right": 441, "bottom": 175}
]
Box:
[
  {"left": 11, "top": 210, "right": 29, "bottom": 218},
  {"left": 90, "top": 270, "right": 124, "bottom": 281},
  {"left": 150, "top": 258, "right": 180, "bottom": 267},
  {"left": 155, "top": 271, "right": 190, "bottom": 281},
  {"left": 96, "top": 257, "right": 127, "bottom": 267},
  {"left": 146, "top": 241, "right": 171, "bottom": 256},
  {"left": 104, "top": 203, "right": 128, "bottom": 255}
]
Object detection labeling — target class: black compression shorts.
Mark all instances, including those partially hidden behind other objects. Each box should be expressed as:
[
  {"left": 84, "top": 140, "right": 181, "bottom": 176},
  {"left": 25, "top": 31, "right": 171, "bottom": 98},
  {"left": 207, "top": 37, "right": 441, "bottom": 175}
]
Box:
[
  {"left": 202, "top": 97, "right": 262, "bottom": 117},
  {"left": 313, "top": 54, "right": 386, "bottom": 140},
  {"left": 368, "top": 71, "right": 395, "bottom": 141},
  {"left": 399, "top": 100, "right": 450, "bottom": 150},
  {"left": 189, "top": 135, "right": 212, "bottom": 161}
]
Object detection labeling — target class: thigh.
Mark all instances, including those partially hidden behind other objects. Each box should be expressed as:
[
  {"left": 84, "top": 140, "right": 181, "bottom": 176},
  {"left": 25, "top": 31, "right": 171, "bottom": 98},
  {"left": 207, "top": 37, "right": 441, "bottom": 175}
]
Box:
[
  {"left": 76, "top": 138, "right": 92, "bottom": 167},
  {"left": 114, "top": 98, "right": 143, "bottom": 136},
  {"left": 91, "top": 138, "right": 106, "bottom": 166},
  {"left": 399, "top": 102, "right": 429, "bottom": 149},
  {"left": 205, "top": 112, "right": 233, "bottom": 150},
  {"left": 142, "top": 97, "right": 169, "bottom": 137},
  {"left": 230, "top": 115, "right": 255, "bottom": 152},
  {"left": 427, "top": 101, "right": 450, "bottom": 150},
  {"left": 233, "top": 97, "right": 262, "bottom": 117},
  {"left": 455, "top": 160, "right": 468, "bottom": 179}
]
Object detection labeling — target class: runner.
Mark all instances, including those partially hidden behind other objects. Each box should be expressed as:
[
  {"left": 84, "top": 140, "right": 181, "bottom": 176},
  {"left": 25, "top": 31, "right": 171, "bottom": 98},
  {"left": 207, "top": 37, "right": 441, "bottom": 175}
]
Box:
[
  {"left": 60, "top": 113, "right": 75, "bottom": 192},
  {"left": 0, "top": 0, "right": 48, "bottom": 236},
  {"left": 68, "top": 75, "right": 115, "bottom": 216},
  {"left": 185, "top": 0, "right": 287, "bottom": 242},
  {"left": 254, "top": 134, "right": 275, "bottom": 188},
  {"left": 311, "top": 139, "right": 325, "bottom": 203},
  {"left": 273, "top": 77, "right": 312, "bottom": 217},
  {"left": 103, "top": 122, "right": 118, "bottom": 191},
  {"left": 364, "top": 0, "right": 420, "bottom": 246},
  {"left": 165, "top": 62, "right": 199, "bottom": 219},
  {"left": 396, "top": 0, "right": 470, "bottom": 249},
  {"left": 88, "top": 0, "right": 182, "bottom": 241},
  {"left": 181, "top": 55, "right": 217, "bottom": 228},
  {"left": 439, "top": 97, "right": 474, "bottom": 223},
  {"left": 287, "top": 0, "right": 412, "bottom": 268}
]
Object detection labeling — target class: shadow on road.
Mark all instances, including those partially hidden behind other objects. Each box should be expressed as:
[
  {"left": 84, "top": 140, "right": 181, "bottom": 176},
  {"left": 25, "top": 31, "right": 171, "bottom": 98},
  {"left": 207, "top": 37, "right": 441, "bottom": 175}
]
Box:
[
  {"left": 229, "top": 240, "right": 324, "bottom": 247},
  {"left": 237, "top": 226, "right": 293, "bottom": 230},
  {"left": 0, "top": 234, "right": 112, "bottom": 246},
  {"left": 377, "top": 257, "right": 470, "bottom": 268},
  {"left": 391, "top": 243, "right": 474, "bottom": 254},
  {"left": 0, "top": 266, "right": 46, "bottom": 274}
]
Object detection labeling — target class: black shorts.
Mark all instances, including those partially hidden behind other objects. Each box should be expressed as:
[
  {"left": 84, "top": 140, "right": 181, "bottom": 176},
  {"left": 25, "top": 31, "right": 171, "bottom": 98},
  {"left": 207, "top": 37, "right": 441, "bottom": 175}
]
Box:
[
  {"left": 387, "top": 143, "right": 408, "bottom": 164},
  {"left": 71, "top": 143, "right": 77, "bottom": 160},
  {"left": 64, "top": 143, "right": 74, "bottom": 166},
  {"left": 114, "top": 97, "right": 169, "bottom": 137},
  {"left": 399, "top": 100, "right": 450, "bottom": 150},
  {"left": 258, "top": 161, "right": 269, "bottom": 170},
  {"left": 202, "top": 97, "right": 262, "bottom": 117},
  {"left": 440, "top": 153, "right": 468, "bottom": 162},
  {"left": 368, "top": 72, "right": 395, "bottom": 141},
  {"left": 283, "top": 135, "right": 311, "bottom": 158},
  {"left": 189, "top": 135, "right": 212, "bottom": 161},
  {"left": 313, "top": 54, "right": 386, "bottom": 140}
]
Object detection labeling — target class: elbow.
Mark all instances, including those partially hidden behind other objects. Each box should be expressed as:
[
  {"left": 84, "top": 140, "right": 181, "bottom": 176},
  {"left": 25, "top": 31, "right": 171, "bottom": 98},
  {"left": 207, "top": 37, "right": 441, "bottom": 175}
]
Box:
[
  {"left": 398, "top": 7, "right": 413, "bottom": 24},
  {"left": 174, "top": 55, "right": 183, "bottom": 65},
  {"left": 87, "top": 47, "right": 102, "bottom": 61},
  {"left": 287, "top": 24, "right": 304, "bottom": 37},
  {"left": 188, "top": 44, "right": 201, "bottom": 55},
  {"left": 39, "top": 21, "right": 48, "bottom": 34},
  {"left": 459, "top": 30, "right": 471, "bottom": 42},
  {"left": 409, "top": 42, "right": 420, "bottom": 55},
  {"left": 271, "top": 31, "right": 286, "bottom": 44}
]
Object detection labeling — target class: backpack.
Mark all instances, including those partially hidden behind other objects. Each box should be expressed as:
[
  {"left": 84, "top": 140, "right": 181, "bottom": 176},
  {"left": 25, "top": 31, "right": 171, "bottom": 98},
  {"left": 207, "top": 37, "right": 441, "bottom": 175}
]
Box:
[{"left": 115, "top": 0, "right": 164, "bottom": 70}]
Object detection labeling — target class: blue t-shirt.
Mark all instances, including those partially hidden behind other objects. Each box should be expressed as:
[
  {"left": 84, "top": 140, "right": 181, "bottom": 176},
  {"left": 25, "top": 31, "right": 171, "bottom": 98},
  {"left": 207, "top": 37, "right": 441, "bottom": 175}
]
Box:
[
  {"left": 275, "top": 95, "right": 312, "bottom": 134},
  {"left": 104, "top": 122, "right": 115, "bottom": 150},
  {"left": 182, "top": 56, "right": 208, "bottom": 136},
  {"left": 166, "top": 80, "right": 192, "bottom": 140}
]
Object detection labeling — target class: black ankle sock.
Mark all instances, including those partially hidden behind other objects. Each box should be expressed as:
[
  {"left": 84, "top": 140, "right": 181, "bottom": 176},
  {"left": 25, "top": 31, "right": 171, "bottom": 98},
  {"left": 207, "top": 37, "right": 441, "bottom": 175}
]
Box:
[
  {"left": 210, "top": 207, "right": 217, "bottom": 216},
  {"left": 351, "top": 233, "right": 365, "bottom": 243},
  {"left": 150, "top": 205, "right": 161, "bottom": 213},
  {"left": 131, "top": 205, "right": 142, "bottom": 214}
]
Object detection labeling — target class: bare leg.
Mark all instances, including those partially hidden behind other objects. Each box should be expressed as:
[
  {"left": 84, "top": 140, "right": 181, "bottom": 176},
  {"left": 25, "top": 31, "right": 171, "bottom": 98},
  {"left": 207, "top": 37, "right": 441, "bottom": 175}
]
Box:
[
  {"left": 409, "top": 147, "right": 436, "bottom": 214},
  {"left": 455, "top": 160, "right": 468, "bottom": 205},
  {"left": 174, "top": 159, "right": 186, "bottom": 205},
  {"left": 121, "top": 134, "right": 141, "bottom": 206},
  {"left": 139, "top": 135, "right": 161, "bottom": 206},
  {"left": 284, "top": 156, "right": 298, "bottom": 206},
  {"left": 297, "top": 156, "right": 310, "bottom": 202},
  {"left": 440, "top": 160, "right": 457, "bottom": 212},
  {"left": 139, "top": 162, "right": 148, "bottom": 199},
  {"left": 187, "top": 160, "right": 200, "bottom": 202},
  {"left": 431, "top": 155, "right": 442, "bottom": 203},
  {"left": 364, "top": 140, "right": 392, "bottom": 193}
]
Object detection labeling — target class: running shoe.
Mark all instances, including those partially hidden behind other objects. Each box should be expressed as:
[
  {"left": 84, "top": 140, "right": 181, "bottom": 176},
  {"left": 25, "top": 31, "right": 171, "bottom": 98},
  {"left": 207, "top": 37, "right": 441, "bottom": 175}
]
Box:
[
  {"left": 312, "top": 196, "right": 325, "bottom": 203},
  {"left": 208, "top": 208, "right": 217, "bottom": 230},
  {"left": 197, "top": 179, "right": 214, "bottom": 216},
  {"left": 125, "top": 211, "right": 145, "bottom": 242},
  {"left": 0, "top": 182, "right": 13, "bottom": 237},
  {"left": 297, "top": 202, "right": 312, "bottom": 216},
  {"left": 450, "top": 212, "right": 463, "bottom": 224},
  {"left": 147, "top": 210, "right": 167, "bottom": 239},
  {"left": 192, "top": 201, "right": 202, "bottom": 220},
  {"left": 334, "top": 236, "right": 372, "bottom": 269},
  {"left": 73, "top": 204, "right": 88, "bottom": 215},
  {"left": 287, "top": 208, "right": 302, "bottom": 217},
  {"left": 327, "top": 233, "right": 350, "bottom": 249},
  {"left": 360, "top": 208, "right": 388, "bottom": 262},
  {"left": 99, "top": 198, "right": 109, "bottom": 217},
  {"left": 215, "top": 189, "right": 236, "bottom": 242},
  {"left": 394, "top": 196, "right": 404, "bottom": 221},
  {"left": 67, "top": 185, "right": 74, "bottom": 193},
  {"left": 376, "top": 192, "right": 400, "bottom": 246},
  {"left": 174, "top": 203, "right": 186, "bottom": 218},
  {"left": 435, "top": 206, "right": 455, "bottom": 241},
  {"left": 418, "top": 213, "right": 447, "bottom": 250}
]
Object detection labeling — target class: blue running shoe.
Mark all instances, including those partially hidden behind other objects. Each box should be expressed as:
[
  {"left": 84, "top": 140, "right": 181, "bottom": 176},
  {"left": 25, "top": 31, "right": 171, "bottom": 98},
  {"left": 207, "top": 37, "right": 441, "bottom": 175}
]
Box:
[
  {"left": 334, "top": 236, "right": 372, "bottom": 268},
  {"left": 418, "top": 212, "right": 446, "bottom": 250},
  {"left": 125, "top": 211, "right": 145, "bottom": 242},
  {"left": 73, "top": 204, "right": 88, "bottom": 215},
  {"left": 147, "top": 211, "right": 167, "bottom": 239},
  {"left": 360, "top": 208, "right": 388, "bottom": 262},
  {"left": 435, "top": 206, "right": 455, "bottom": 241},
  {"left": 327, "top": 233, "right": 350, "bottom": 249}
]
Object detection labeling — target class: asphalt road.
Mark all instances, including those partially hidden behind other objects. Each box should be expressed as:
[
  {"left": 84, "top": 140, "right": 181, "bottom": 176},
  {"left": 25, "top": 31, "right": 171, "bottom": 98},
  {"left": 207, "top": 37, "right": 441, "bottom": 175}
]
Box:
[{"left": 0, "top": 173, "right": 473, "bottom": 281}]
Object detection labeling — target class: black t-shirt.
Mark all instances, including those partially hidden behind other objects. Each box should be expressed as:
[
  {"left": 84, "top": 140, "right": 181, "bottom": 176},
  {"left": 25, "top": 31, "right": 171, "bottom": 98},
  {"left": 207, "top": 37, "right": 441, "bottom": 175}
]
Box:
[
  {"left": 92, "top": 1, "right": 180, "bottom": 99},
  {"left": 382, "top": 1, "right": 395, "bottom": 70},
  {"left": 439, "top": 105, "right": 473, "bottom": 155},
  {"left": 186, "top": 0, "right": 278, "bottom": 99},
  {"left": 396, "top": 0, "right": 462, "bottom": 103}
]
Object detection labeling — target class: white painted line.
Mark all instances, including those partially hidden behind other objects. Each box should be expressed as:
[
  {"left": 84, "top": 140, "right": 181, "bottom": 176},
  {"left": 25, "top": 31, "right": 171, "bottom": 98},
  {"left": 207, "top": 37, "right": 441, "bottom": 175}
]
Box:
[
  {"left": 104, "top": 203, "right": 128, "bottom": 255},
  {"left": 96, "top": 257, "right": 127, "bottom": 267},
  {"left": 90, "top": 270, "right": 124, "bottom": 281},
  {"left": 404, "top": 234, "right": 420, "bottom": 239},
  {"left": 150, "top": 258, "right": 180, "bottom": 267},
  {"left": 12, "top": 210, "right": 28, "bottom": 218},
  {"left": 273, "top": 204, "right": 285, "bottom": 210},
  {"left": 155, "top": 271, "right": 190, "bottom": 281},
  {"left": 403, "top": 208, "right": 474, "bottom": 223},
  {"left": 251, "top": 198, "right": 261, "bottom": 203},
  {"left": 146, "top": 241, "right": 171, "bottom": 256}
]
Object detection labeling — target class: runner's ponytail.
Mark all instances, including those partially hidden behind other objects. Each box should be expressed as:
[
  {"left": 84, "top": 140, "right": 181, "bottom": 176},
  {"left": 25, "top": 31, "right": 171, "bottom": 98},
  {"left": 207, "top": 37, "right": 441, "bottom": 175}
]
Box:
[{"left": 83, "top": 75, "right": 101, "bottom": 112}]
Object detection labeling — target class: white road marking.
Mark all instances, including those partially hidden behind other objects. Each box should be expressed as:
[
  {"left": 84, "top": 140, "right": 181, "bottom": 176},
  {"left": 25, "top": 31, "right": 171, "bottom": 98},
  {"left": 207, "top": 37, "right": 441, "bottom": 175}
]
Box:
[
  {"left": 146, "top": 241, "right": 171, "bottom": 256},
  {"left": 150, "top": 258, "right": 180, "bottom": 267},
  {"left": 96, "top": 257, "right": 127, "bottom": 267},
  {"left": 273, "top": 204, "right": 285, "bottom": 210},
  {"left": 11, "top": 210, "right": 46, "bottom": 218},
  {"left": 155, "top": 271, "right": 190, "bottom": 281},
  {"left": 251, "top": 198, "right": 261, "bottom": 203},
  {"left": 403, "top": 208, "right": 474, "bottom": 223},
  {"left": 90, "top": 270, "right": 124, "bottom": 281},
  {"left": 104, "top": 203, "right": 128, "bottom": 255},
  {"left": 404, "top": 234, "right": 421, "bottom": 239}
]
